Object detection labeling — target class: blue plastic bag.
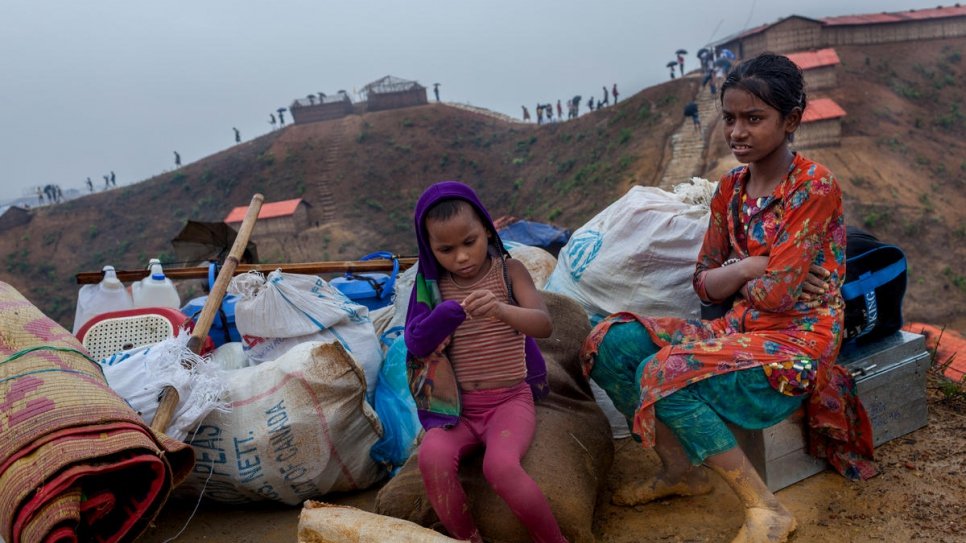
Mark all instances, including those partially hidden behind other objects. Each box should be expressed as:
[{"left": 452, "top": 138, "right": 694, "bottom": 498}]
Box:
[{"left": 369, "top": 333, "right": 421, "bottom": 474}]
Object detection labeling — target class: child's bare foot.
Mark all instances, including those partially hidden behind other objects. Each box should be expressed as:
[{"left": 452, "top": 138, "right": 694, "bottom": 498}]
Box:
[
  {"left": 611, "top": 469, "right": 713, "bottom": 506},
  {"left": 730, "top": 505, "right": 797, "bottom": 543}
]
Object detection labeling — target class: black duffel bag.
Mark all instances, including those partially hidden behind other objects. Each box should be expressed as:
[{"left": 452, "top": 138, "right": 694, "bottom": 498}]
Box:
[
  {"left": 842, "top": 226, "right": 907, "bottom": 344},
  {"left": 700, "top": 227, "right": 907, "bottom": 346}
]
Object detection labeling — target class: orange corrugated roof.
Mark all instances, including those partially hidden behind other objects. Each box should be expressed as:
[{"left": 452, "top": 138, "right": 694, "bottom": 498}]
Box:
[
  {"left": 802, "top": 98, "right": 846, "bottom": 123},
  {"left": 224, "top": 198, "right": 303, "bottom": 223},
  {"left": 824, "top": 5, "right": 966, "bottom": 25},
  {"left": 787, "top": 48, "right": 840, "bottom": 71}
]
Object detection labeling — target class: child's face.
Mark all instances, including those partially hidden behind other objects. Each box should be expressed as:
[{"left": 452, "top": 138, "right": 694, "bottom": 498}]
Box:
[
  {"left": 425, "top": 206, "right": 491, "bottom": 283},
  {"left": 721, "top": 87, "right": 797, "bottom": 165}
]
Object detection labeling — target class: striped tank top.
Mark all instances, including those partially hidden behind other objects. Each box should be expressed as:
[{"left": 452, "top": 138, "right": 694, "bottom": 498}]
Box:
[{"left": 438, "top": 257, "right": 527, "bottom": 386}]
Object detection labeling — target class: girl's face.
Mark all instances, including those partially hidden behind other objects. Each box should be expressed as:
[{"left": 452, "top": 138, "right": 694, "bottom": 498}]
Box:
[
  {"left": 426, "top": 206, "right": 491, "bottom": 283},
  {"left": 721, "top": 87, "right": 799, "bottom": 165}
]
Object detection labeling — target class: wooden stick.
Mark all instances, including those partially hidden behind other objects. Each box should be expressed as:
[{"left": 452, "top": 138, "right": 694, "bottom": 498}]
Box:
[
  {"left": 75, "top": 258, "right": 416, "bottom": 284},
  {"left": 150, "top": 194, "right": 264, "bottom": 435}
]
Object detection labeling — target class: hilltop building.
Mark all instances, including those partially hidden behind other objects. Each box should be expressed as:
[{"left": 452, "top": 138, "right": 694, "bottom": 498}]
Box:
[
  {"left": 716, "top": 5, "right": 966, "bottom": 59},
  {"left": 223, "top": 198, "right": 311, "bottom": 237},
  {"left": 290, "top": 92, "right": 353, "bottom": 125},
  {"left": 0, "top": 206, "right": 31, "bottom": 232},
  {"left": 786, "top": 48, "right": 841, "bottom": 90},
  {"left": 289, "top": 75, "right": 429, "bottom": 125},
  {"left": 796, "top": 98, "right": 847, "bottom": 148},
  {"left": 359, "top": 76, "right": 428, "bottom": 112}
]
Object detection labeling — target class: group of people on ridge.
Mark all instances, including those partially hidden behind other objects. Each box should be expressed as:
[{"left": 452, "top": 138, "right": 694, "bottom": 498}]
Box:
[
  {"left": 404, "top": 52, "right": 873, "bottom": 543},
  {"left": 523, "top": 84, "right": 618, "bottom": 123}
]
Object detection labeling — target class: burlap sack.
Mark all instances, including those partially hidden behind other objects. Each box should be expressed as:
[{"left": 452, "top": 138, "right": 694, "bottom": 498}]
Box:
[{"left": 374, "top": 292, "right": 612, "bottom": 543}]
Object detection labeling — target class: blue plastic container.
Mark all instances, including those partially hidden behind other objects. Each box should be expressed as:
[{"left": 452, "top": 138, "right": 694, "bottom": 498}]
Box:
[
  {"left": 181, "top": 294, "right": 240, "bottom": 347},
  {"left": 331, "top": 251, "right": 399, "bottom": 311}
]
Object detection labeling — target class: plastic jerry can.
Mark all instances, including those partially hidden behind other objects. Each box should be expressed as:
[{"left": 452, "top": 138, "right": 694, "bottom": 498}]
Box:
[
  {"left": 72, "top": 265, "right": 135, "bottom": 334},
  {"left": 132, "top": 262, "right": 181, "bottom": 309}
]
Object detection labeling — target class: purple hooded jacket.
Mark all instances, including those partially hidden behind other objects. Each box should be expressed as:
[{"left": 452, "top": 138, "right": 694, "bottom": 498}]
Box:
[{"left": 405, "top": 181, "right": 549, "bottom": 429}]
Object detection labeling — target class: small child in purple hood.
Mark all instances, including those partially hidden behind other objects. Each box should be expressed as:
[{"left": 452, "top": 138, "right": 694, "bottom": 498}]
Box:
[{"left": 405, "top": 181, "right": 567, "bottom": 543}]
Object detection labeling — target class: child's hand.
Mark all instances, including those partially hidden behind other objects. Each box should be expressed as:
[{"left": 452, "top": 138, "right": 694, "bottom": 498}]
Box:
[
  {"left": 798, "top": 264, "right": 831, "bottom": 308},
  {"left": 461, "top": 289, "right": 503, "bottom": 320}
]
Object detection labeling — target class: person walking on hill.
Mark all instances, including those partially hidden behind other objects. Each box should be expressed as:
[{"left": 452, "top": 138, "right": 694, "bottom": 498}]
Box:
[
  {"left": 684, "top": 101, "right": 701, "bottom": 131},
  {"left": 434, "top": 83, "right": 441, "bottom": 102},
  {"left": 612, "top": 83, "right": 619, "bottom": 104},
  {"left": 277, "top": 107, "right": 286, "bottom": 126},
  {"left": 103, "top": 175, "right": 110, "bottom": 189},
  {"left": 588, "top": 96, "right": 595, "bottom": 112},
  {"left": 36, "top": 187, "right": 44, "bottom": 204},
  {"left": 522, "top": 105, "right": 531, "bottom": 122},
  {"left": 110, "top": 171, "right": 116, "bottom": 187},
  {"left": 677, "top": 52, "right": 685, "bottom": 76},
  {"left": 270, "top": 113, "right": 277, "bottom": 129},
  {"left": 556, "top": 99, "right": 563, "bottom": 120},
  {"left": 601, "top": 86, "right": 609, "bottom": 107},
  {"left": 86, "top": 177, "right": 93, "bottom": 193},
  {"left": 669, "top": 65, "right": 676, "bottom": 80},
  {"left": 536, "top": 104, "right": 543, "bottom": 125},
  {"left": 174, "top": 151, "right": 181, "bottom": 167},
  {"left": 233, "top": 127, "right": 241, "bottom": 143}
]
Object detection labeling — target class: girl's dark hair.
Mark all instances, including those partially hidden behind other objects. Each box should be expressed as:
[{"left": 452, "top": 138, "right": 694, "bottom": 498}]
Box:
[
  {"left": 425, "top": 198, "right": 475, "bottom": 223},
  {"left": 720, "top": 52, "right": 807, "bottom": 119}
]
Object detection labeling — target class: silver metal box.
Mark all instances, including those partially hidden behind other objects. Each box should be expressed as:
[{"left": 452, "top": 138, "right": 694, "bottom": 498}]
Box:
[{"left": 730, "top": 330, "right": 930, "bottom": 491}]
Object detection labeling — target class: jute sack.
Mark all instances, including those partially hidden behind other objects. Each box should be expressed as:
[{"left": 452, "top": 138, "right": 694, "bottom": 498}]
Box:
[
  {"left": 177, "top": 341, "right": 385, "bottom": 504},
  {"left": 374, "top": 292, "right": 612, "bottom": 543}
]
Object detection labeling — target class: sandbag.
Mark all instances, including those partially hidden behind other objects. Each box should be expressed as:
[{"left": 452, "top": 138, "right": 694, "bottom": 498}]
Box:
[
  {"left": 298, "top": 501, "right": 465, "bottom": 543},
  {"left": 507, "top": 243, "right": 557, "bottom": 289},
  {"left": 544, "top": 182, "right": 713, "bottom": 322},
  {"left": 374, "top": 292, "right": 612, "bottom": 543},
  {"left": 177, "top": 341, "right": 385, "bottom": 505}
]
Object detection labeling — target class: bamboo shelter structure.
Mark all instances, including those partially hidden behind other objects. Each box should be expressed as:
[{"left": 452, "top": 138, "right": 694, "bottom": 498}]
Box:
[
  {"left": 715, "top": 5, "right": 966, "bottom": 59},
  {"left": 359, "top": 75, "right": 428, "bottom": 112}
]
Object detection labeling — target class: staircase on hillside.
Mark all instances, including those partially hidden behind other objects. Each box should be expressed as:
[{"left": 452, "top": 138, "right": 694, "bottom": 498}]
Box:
[
  {"left": 310, "top": 118, "right": 349, "bottom": 222},
  {"left": 659, "top": 78, "right": 720, "bottom": 188}
]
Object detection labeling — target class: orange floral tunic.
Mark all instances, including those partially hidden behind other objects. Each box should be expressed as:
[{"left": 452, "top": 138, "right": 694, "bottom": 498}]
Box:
[{"left": 582, "top": 153, "right": 876, "bottom": 479}]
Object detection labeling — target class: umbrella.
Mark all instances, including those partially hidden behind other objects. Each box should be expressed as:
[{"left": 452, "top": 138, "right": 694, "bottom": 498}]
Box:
[
  {"left": 666, "top": 61, "right": 678, "bottom": 68},
  {"left": 675, "top": 48, "right": 688, "bottom": 55},
  {"left": 720, "top": 48, "right": 736, "bottom": 61},
  {"left": 171, "top": 220, "right": 259, "bottom": 265},
  {"left": 697, "top": 47, "right": 711, "bottom": 59}
]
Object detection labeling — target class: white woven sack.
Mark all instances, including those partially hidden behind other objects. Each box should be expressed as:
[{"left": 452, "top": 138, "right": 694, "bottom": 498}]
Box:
[
  {"left": 544, "top": 183, "right": 712, "bottom": 322},
  {"left": 229, "top": 270, "right": 382, "bottom": 397},
  {"left": 179, "top": 341, "right": 385, "bottom": 505}
]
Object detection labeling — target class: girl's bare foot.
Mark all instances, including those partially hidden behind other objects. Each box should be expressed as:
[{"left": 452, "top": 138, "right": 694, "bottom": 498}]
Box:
[
  {"left": 730, "top": 505, "right": 797, "bottom": 543},
  {"left": 611, "top": 469, "right": 713, "bottom": 506}
]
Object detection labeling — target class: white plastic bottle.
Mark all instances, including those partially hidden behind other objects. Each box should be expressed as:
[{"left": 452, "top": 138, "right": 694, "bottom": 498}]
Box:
[
  {"left": 72, "top": 265, "right": 135, "bottom": 334},
  {"left": 132, "top": 262, "right": 181, "bottom": 309}
]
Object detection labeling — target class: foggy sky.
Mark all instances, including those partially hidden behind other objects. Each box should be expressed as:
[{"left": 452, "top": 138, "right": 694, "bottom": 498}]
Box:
[{"left": 0, "top": 0, "right": 949, "bottom": 202}]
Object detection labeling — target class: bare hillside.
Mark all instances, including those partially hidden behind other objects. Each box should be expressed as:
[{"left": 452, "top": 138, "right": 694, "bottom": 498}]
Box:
[{"left": 0, "top": 37, "right": 963, "bottom": 333}]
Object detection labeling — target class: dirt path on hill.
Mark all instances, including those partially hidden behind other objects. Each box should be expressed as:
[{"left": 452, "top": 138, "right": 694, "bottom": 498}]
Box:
[{"left": 139, "top": 373, "right": 965, "bottom": 543}]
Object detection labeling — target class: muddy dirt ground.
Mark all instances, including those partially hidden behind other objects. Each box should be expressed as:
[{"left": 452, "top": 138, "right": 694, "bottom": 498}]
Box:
[{"left": 139, "top": 373, "right": 965, "bottom": 543}]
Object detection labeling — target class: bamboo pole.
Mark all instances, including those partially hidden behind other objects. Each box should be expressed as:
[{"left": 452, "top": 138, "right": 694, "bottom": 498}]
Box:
[
  {"left": 75, "top": 258, "right": 416, "bottom": 285},
  {"left": 150, "top": 194, "right": 264, "bottom": 434}
]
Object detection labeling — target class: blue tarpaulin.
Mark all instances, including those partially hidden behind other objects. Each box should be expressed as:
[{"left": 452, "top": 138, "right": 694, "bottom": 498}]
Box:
[{"left": 498, "top": 220, "right": 571, "bottom": 256}]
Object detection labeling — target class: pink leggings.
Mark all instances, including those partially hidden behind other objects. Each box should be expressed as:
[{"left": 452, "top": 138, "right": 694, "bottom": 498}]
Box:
[{"left": 418, "top": 383, "right": 567, "bottom": 543}]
